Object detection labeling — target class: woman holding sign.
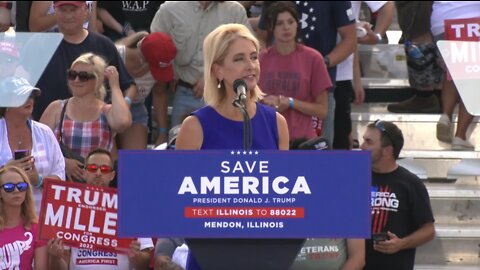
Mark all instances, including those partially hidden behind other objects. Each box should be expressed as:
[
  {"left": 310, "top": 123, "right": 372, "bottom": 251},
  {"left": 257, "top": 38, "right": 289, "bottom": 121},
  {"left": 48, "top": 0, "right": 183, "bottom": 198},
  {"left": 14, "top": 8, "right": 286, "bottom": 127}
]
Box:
[{"left": 0, "top": 165, "right": 48, "bottom": 269}]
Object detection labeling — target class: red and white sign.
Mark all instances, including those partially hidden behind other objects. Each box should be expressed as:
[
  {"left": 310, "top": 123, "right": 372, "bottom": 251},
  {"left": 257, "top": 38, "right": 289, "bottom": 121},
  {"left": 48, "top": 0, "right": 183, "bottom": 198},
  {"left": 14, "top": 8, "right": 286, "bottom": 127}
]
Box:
[
  {"left": 443, "top": 18, "right": 480, "bottom": 80},
  {"left": 39, "top": 179, "right": 132, "bottom": 252},
  {"left": 439, "top": 17, "right": 480, "bottom": 115},
  {"left": 445, "top": 18, "right": 480, "bottom": 41}
]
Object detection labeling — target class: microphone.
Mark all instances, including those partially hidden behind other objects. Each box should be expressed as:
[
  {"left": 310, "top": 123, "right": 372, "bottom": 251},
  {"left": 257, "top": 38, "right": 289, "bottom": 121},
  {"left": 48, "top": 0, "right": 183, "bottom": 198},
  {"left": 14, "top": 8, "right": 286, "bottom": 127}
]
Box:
[
  {"left": 290, "top": 136, "right": 330, "bottom": 150},
  {"left": 233, "top": 79, "right": 247, "bottom": 104}
]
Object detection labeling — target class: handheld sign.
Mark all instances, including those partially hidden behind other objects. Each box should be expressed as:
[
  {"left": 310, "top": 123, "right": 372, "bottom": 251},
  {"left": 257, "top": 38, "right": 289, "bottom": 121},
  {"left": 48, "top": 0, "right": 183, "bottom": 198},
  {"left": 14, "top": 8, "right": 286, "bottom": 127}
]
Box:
[
  {"left": 438, "top": 18, "right": 480, "bottom": 115},
  {"left": 39, "top": 179, "right": 132, "bottom": 252},
  {"left": 118, "top": 150, "right": 371, "bottom": 238}
]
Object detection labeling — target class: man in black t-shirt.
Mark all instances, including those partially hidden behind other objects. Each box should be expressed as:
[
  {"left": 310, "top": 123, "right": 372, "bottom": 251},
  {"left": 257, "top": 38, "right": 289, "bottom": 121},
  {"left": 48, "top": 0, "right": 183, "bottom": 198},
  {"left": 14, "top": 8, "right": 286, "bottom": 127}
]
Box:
[
  {"left": 360, "top": 120, "right": 435, "bottom": 270},
  {"left": 33, "top": 1, "right": 136, "bottom": 120}
]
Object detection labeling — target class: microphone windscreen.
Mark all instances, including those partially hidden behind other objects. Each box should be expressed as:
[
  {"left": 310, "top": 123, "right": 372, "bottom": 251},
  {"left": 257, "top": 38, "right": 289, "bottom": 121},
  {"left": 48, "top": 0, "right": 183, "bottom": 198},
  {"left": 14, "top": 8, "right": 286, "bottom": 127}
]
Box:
[
  {"left": 233, "top": 79, "right": 247, "bottom": 94},
  {"left": 297, "top": 136, "right": 330, "bottom": 150}
]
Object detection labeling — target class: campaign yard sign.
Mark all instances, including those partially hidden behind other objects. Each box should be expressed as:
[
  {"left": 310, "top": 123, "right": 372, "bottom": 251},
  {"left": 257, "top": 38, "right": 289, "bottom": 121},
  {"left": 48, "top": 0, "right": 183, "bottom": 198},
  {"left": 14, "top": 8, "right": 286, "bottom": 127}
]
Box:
[
  {"left": 117, "top": 150, "right": 371, "bottom": 239},
  {"left": 439, "top": 17, "right": 480, "bottom": 115},
  {"left": 39, "top": 179, "right": 132, "bottom": 252}
]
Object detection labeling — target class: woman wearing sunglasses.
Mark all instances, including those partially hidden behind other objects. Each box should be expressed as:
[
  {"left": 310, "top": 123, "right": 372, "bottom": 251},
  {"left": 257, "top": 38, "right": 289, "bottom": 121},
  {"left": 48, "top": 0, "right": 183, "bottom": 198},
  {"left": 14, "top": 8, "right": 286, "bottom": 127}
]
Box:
[
  {"left": 0, "top": 165, "right": 48, "bottom": 269},
  {"left": 0, "top": 76, "right": 65, "bottom": 215},
  {"left": 40, "top": 53, "right": 132, "bottom": 182}
]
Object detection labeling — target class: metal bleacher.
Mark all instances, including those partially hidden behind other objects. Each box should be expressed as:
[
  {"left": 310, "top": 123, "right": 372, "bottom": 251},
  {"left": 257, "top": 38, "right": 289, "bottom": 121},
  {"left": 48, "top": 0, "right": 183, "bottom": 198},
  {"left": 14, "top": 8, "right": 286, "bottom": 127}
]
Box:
[{"left": 355, "top": 42, "right": 480, "bottom": 269}]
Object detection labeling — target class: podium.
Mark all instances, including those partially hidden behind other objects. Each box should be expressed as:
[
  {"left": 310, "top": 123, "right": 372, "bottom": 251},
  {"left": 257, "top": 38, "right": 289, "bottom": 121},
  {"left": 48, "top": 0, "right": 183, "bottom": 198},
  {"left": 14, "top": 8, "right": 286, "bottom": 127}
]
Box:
[
  {"left": 118, "top": 150, "right": 372, "bottom": 269},
  {"left": 186, "top": 238, "right": 305, "bottom": 269}
]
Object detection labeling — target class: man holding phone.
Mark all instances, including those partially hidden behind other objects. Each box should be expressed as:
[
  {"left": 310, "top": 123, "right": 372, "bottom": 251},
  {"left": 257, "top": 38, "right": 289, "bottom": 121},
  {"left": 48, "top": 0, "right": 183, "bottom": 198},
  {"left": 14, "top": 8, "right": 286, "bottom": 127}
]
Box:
[{"left": 360, "top": 120, "right": 435, "bottom": 270}]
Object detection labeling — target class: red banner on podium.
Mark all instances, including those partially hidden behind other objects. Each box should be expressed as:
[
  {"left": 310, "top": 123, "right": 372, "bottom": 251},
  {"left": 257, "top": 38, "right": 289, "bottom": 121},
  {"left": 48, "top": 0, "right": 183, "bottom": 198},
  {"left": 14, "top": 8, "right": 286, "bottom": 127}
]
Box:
[{"left": 39, "top": 179, "right": 132, "bottom": 252}]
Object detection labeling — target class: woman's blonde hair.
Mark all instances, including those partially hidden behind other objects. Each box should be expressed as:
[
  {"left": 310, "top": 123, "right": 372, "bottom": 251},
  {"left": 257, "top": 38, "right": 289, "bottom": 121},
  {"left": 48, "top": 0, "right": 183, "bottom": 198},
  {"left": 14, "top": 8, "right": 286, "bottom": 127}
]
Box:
[
  {"left": 0, "top": 166, "right": 37, "bottom": 230},
  {"left": 71, "top": 52, "right": 108, "bottom": 100},
  {"left": 203, "top": 23, "right": 264, "bottom": 107}
]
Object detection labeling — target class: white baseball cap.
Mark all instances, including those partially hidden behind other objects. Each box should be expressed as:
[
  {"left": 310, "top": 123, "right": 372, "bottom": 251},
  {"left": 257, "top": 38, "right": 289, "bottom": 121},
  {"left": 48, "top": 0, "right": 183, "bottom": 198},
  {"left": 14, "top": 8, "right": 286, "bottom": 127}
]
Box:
[{"left": 0, "top": 76, "right": 41, "bottom": 107}]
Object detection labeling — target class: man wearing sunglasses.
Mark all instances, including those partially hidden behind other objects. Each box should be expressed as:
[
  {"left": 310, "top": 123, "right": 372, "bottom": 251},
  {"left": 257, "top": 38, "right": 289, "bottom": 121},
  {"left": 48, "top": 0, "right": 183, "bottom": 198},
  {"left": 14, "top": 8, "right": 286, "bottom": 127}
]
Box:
[
  {"left": 360, "top": 120, "right": 435, "bottom": 270},
  {"left": 48, "top": 148, "right": 153, "bottom": 270}
]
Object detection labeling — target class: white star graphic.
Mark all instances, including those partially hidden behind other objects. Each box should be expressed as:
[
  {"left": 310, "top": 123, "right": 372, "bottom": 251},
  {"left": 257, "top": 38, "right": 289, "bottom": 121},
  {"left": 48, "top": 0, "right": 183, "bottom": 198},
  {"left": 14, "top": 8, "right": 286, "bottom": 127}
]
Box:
[
  {"left": 254, "top": 151, "right": 259, "bottom": 155},
  {"left": 237, "top": 151, "right": 241, "bottom": 155},
  {"left": 231, "top": 151, "right": 234, "bottom": 155}
]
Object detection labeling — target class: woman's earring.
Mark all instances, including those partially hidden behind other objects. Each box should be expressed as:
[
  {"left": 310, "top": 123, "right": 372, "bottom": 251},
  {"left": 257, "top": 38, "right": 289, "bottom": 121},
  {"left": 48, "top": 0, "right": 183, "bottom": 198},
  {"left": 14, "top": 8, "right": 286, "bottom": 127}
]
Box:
[{"left": 217, "top": 80, "right": 222, "bottom": 89}]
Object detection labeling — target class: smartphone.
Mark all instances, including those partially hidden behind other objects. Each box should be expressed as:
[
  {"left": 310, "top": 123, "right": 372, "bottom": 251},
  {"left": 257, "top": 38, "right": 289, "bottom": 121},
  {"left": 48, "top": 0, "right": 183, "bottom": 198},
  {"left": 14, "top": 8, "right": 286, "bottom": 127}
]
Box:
[
  {"left": 372, "top": 232, "right": 389, "bottom": 243},
  {"left": 14, "top": 150, "right": 29, "bottom": 160}
]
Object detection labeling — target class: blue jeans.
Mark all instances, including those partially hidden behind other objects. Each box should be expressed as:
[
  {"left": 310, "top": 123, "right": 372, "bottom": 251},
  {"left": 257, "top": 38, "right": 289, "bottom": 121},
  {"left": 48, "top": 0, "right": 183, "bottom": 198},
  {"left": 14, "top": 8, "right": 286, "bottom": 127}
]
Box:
[
  {"left": 171, "top": 85, "right": 205, "bottom": 127},
  {"left": 322, "top": 91, "right": 335, "bottom": 146}
]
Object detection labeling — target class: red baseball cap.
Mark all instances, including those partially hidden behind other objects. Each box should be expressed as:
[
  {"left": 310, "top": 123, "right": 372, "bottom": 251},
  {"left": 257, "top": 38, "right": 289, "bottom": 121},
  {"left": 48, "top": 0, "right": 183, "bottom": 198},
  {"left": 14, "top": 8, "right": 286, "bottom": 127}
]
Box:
[
  {"left": 53, "top": 1, "right": 86, "bottom": 8},
  {"left": 140, "top": 32, "right": 177, "bottom": 83},
  {"left": 0, "top": 42, "right": 20, "bottom": 59}
]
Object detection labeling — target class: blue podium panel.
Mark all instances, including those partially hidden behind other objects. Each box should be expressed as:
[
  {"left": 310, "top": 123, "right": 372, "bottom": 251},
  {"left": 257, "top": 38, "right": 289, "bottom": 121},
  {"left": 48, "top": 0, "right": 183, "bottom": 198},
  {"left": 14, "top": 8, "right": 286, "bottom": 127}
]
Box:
[{"left": 118, "top": 150, "right": 371, "bottom": 238}]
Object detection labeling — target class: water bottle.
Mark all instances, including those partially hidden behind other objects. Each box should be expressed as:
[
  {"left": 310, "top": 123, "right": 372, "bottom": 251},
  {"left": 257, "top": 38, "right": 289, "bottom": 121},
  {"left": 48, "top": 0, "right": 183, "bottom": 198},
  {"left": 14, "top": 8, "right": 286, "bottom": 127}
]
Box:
[{"left": 405, "top": 40, "right": 425, "bottom": 65}]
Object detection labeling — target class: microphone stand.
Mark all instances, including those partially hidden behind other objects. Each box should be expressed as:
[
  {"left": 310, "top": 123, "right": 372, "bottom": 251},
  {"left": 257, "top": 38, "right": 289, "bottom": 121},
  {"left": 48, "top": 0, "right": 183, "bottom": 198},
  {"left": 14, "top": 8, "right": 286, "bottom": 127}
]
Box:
[{"left": 233, "top": 98, "right": 251, "bottom": 150}]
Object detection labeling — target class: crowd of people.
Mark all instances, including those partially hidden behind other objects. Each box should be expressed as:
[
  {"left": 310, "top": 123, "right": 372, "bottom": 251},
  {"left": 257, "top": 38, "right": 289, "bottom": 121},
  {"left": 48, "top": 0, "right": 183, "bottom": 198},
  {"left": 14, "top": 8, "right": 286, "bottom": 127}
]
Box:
[{"left": 5, "top": 0, "right": 473, "bottom": 269}]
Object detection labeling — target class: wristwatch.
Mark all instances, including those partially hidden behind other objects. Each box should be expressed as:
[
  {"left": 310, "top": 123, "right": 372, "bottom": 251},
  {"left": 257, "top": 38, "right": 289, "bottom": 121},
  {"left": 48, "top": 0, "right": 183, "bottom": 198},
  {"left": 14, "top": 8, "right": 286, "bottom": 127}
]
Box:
[{"left": 324, "top": 55, "right": 330, "bottom": 68}]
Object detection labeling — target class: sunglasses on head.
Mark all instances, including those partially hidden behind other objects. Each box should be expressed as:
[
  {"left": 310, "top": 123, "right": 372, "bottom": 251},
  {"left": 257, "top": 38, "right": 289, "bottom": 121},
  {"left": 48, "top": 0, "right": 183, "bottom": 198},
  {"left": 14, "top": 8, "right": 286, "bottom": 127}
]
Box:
[
  {"left": 374, "top": 120, "right": 395, "bottom": 146},
  {"left": 85, "top": 164, "right": 113, "bottom": 174},
  {"left": 67, "top": 69, "right": 96, "bottom": 82},
  {"left": 2, "top": 182, "right": 28, "bottom": 193}
]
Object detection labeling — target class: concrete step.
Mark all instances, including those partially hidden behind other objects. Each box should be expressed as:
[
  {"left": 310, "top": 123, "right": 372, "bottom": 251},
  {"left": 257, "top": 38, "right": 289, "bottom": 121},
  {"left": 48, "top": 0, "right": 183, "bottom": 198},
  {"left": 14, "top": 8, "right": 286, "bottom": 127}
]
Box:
[
  {"left": 434, "top": 224, "right": 480, "bottom": 238},
  {"left": 396, "top": 154, "right": 480, "bottom": 183},
  {"left": 351, "top": 103, "right": 480, "bottom": 151},
  {"left": 415, "top": 228, "right": 480, "bottom": 265},
  {"left": 427, "top": 184, "right": 480, "bottom": 199}
]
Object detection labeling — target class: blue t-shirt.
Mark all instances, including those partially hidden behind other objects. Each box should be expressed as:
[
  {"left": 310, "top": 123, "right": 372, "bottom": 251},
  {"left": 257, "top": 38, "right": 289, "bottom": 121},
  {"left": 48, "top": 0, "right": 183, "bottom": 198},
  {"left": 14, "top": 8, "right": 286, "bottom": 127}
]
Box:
[
  {"left": 192, "top": 102, "right": 279, "bottom": 150},
  {"left": 296, "top": 1, "right": 354, "bottom": 84}
]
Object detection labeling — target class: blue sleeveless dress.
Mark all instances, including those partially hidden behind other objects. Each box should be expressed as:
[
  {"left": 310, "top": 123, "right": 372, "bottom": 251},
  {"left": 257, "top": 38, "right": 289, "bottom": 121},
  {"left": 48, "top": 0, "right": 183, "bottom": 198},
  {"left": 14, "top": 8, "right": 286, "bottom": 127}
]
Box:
[{"left": 192, "top": 102, "right": 279, "bottom": 150}]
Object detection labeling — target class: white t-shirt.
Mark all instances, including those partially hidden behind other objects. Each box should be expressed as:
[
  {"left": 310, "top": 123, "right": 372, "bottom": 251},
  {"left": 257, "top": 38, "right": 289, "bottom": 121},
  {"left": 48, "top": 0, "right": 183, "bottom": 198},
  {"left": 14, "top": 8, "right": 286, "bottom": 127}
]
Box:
[
  {"left": 0, "top": 118, "right": 65, "bottom": 214},
  {"left": 70, "top": 238, "right": 154, "bottom": 270},
  {"left": 431, "top": 1, "right": 480, "bottom": 36},
  {"left": 336, "top": 1, "right": 387, "bottom": 81},
  {"left": 171, "top": 244, "right": 189, "bottom": 269}
]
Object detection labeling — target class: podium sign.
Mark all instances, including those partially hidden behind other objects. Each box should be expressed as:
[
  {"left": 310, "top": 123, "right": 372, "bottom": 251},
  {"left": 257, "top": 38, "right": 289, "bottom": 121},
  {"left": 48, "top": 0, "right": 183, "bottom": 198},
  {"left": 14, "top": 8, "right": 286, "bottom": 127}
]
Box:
[
  {"left": 118, "top": 150, "right": 371, "bottom": 238},
  {"left": 439, "top": 18, "right": 480, "bottom": 115}
]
